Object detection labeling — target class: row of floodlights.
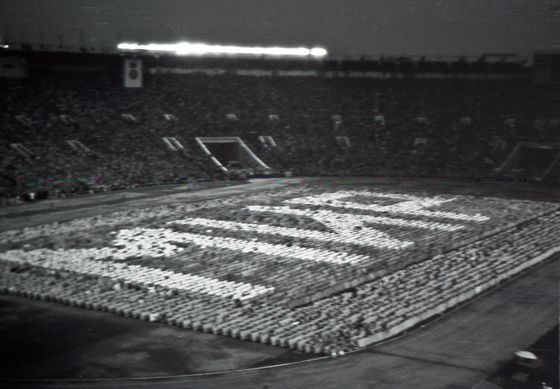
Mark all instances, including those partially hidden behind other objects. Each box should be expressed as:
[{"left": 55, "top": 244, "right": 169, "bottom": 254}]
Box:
[{"left": 118, "top": 42, "right": 327, "bottom": 57}]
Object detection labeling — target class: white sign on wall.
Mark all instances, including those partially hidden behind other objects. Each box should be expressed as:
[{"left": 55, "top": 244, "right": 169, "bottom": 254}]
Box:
[{"left": 124, "top": 59, "right": 143, "bottom": 88}]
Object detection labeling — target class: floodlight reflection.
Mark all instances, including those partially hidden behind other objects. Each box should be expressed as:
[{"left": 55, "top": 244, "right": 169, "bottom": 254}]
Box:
[{"left": 117, "top": 42, "right": 327, "bottom": 57}]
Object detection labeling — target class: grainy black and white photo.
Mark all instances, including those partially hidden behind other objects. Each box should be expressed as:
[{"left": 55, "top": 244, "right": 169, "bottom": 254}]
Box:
[{"left": 0, "top": 1, "right": 559, "bottom": 388}]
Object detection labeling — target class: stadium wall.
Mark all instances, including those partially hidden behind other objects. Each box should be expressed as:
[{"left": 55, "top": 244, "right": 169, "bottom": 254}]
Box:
[
  {"left": 0, "top": 56, "right": 28, "bottom": 78},
  {"left": 0, "top": 49, "right": 532, "bottom": 81},
  {"left": 148, "top": 66, "right": 529, "bottom": 80}
]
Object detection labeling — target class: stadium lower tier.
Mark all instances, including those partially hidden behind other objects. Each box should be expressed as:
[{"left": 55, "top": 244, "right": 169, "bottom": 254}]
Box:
[{"left": 1, "top": 211, "right": 559, "bottom": 355}]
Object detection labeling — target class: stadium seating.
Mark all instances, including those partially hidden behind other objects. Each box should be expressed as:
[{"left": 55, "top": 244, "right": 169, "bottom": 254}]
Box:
[{"left": 2, "top": 71, "right": 560, "bottom": 201}]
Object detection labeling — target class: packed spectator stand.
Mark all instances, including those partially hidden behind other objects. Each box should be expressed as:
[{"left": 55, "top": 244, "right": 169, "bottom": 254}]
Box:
[{"left": 1, "top": 52, "right": 560, "bottom": 204}]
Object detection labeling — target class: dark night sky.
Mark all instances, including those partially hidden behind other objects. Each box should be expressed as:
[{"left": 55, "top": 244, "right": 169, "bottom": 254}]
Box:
[{"left": 1, "top": 0, "right": 559, "bottom": 57}]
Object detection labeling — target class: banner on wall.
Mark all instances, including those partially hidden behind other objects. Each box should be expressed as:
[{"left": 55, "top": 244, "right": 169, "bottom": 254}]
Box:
[
  {"left": 124, "top": 59, "right": 143, "bottom": 88},
  {"left": 0, "top": 56, "right": 28, "bottom": 78}
]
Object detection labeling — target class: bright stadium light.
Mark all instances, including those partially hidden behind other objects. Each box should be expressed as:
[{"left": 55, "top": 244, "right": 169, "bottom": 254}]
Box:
[
  {"left": 310, "top": 47, "right": 327, "bottom": 57},
  {"left": 117, "top": 42, "right": 328, "bottom": 57}
]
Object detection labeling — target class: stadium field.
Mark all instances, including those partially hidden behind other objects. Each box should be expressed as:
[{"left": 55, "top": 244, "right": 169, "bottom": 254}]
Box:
[{"left": 0, "top": 178, "right": 558, "bottom": 388}]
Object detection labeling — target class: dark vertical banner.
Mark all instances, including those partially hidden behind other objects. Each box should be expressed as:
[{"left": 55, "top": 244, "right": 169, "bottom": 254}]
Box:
[
  {"left": 0, "top": 56, "right": 28, "bottom": 78},
  {"left": 533, "top": 52, "right": 560, "bottom": 84},
  {"left": 123, "top": 59, "right": 143, "bottom": 88},
  {"left": 551, "top": 55, "right": 560, "bottom": 83}
]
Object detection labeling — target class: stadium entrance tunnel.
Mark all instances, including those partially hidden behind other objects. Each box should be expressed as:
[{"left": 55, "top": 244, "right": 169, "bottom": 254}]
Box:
[
  {"left": 195, "top": 136, "right": 271, "bottom": 174},
  {"left": 497, "top": 142, "right": 560, "bottom": 178}
]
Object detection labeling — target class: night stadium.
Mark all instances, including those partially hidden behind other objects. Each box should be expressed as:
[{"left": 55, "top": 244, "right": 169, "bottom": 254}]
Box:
[{"left": 1, "top": 2, "right": 559, "bottom": 388}]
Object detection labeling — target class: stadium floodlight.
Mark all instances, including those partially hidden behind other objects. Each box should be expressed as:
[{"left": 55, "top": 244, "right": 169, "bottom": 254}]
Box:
[
  {"left": 117, "top": 42, "right": 327, "bottom": 57},
  {"left": 310, "top": 47, "right": 327, "bottom": 57}
]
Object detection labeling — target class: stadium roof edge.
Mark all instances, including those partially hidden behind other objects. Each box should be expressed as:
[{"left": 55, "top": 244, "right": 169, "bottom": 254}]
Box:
[
  {"left": 0, "top": 47, "right": 534, "bottom": 76},
  {"left": 0, "top": 43, "right": 534, "bottom": 64}
]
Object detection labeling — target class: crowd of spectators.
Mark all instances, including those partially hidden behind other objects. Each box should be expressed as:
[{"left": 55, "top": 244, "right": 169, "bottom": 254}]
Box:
[
  {"left": 1, "top": 69, "right": 559, "bottom": 204},
  {"left": 2, "top": 60, "right": 558, "bottom": 357}
]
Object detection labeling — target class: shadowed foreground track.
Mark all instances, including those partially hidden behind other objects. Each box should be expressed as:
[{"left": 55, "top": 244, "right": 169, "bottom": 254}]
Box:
[{"left": 1, "top": 256, "right": 557, "bottom": 389}]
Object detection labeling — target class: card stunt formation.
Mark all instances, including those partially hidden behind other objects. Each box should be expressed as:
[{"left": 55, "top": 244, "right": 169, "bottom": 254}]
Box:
[{"left": 1, "top": 186, "right": 559, "bottom": 355}]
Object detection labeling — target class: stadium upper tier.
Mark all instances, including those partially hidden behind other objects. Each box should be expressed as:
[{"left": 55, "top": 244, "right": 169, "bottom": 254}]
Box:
[{"left": 1, "top": 62, "right": 559, "bottom": 201}]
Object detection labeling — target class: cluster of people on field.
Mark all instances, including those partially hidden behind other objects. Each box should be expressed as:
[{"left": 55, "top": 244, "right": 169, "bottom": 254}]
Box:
[{"left": 1, "top": 203, "right": 558, "bottom": 354}]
